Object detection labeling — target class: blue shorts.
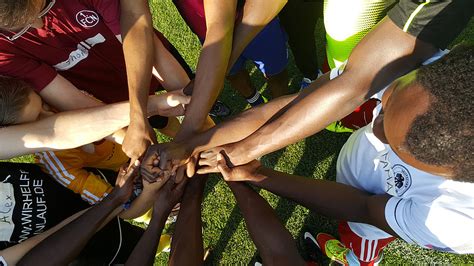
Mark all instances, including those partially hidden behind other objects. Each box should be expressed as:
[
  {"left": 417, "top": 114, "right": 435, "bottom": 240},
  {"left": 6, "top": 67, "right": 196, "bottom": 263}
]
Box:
[{"left": 228, "top": 18, "right": 288, "bottom": 77}]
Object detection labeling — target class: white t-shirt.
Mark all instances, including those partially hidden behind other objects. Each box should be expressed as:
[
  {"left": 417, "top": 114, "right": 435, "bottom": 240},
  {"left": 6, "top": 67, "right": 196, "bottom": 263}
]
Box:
[{"left": 332, "top": 51, "right": 474, "bottom": 254}]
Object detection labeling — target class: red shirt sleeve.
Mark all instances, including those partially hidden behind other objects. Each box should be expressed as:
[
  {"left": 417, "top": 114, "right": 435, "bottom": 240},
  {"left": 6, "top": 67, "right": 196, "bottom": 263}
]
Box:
[
  {"left": 0, "top": 46, "right": 57, "bottom": 91},
  {"left": 85, "top": 0, "right": 121, "bottom": 36}
]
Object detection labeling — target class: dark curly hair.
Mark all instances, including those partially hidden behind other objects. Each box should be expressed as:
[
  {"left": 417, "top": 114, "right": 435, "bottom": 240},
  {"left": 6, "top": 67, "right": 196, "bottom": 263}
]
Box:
[
  {"left": 0, "top": 0, "right": 43, "bottom": 30},
  {"left": 405, "top": 44, "right": 473, "bottom": 182}
]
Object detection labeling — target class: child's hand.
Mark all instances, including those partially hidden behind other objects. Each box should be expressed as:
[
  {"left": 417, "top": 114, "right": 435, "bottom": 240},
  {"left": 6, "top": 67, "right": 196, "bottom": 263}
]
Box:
[{"left": 215, "top": 152, "right": 263, "bottom": 182}]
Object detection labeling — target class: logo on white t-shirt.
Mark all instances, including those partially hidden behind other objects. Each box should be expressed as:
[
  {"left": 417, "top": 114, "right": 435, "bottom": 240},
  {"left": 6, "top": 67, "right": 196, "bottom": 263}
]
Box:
[
  {"left": 76, "top": 10, "right": 100, "bottom": 28},
  {"left": 391, "top": 164, "right": 412, "bottom": 196}
]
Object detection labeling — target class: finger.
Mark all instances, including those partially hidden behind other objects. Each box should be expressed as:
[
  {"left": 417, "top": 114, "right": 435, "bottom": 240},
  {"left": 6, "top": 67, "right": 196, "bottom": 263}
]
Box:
[
  {"left": 186, "top": 156, "right": 197, "bottom": 177},
  {"left": 216, "top": 153, "right": 231, "bottom": 177},
  {"left": 159, "top": 149, "right": 169, "bottom": 170},
  {"left": 200, "top": 150, "right": 217, "bottom": 159},
  {"left": 175, "top": 167, "right": 185, "bottom": 183},
  {"left": 196, "top": 166, "right": 219, "bottom": 175},
  {"left": 198, "top": 158, "right": 216, "bottom": 167},
  {"left": 128, "top": 157, "right": 138, "bottom": 170},
  {"left": 174, "top": 175, "right": 188, "bottom": 193}
]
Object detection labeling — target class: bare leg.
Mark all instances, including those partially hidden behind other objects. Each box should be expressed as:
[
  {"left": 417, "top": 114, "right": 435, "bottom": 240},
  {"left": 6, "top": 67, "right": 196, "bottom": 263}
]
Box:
[
  {"left": 169, "top": 175, "right": 208, "bottom": 266},
  {"left": 266, "top": 69, "right": 289, "bottom": 98},
  {"left": 227, "top": 181, "right": 305, "bottom": 265},
  {"left": 227, "top": 68, "right": 256, "bottom": 99}
]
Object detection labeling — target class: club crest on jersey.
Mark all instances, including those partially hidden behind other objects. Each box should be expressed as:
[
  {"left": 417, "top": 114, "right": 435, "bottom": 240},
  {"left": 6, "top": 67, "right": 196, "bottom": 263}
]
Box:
[
  {"left": 385, "top": 164, "right": 412, "bottom": 196},
  {"left": 379, "top": 152, "right": 412, "bottom": 196},
  {"left": 76, "top": 10, "right": 99, "bottom": 28}
]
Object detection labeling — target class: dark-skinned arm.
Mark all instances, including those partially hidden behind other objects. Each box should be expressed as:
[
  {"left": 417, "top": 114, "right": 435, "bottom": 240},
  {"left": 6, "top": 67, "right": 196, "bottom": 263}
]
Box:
[
  {"left": 227, "top": 180, "right": 305, "bottom": 265},
  {"left": 120, "top": 0, "right": 156, "bottom": 162},
  {"left": 216, "top": 155, "right": 397, "bottom": 237},
  {"left": 125, "top": 177, "right": 187, "bottom": 266},
  {"left": 221, "top": 17, "right": 438, "bottom": 166},
  {"left": 17, "top": 165, "right": 138, "bottom": 266}
]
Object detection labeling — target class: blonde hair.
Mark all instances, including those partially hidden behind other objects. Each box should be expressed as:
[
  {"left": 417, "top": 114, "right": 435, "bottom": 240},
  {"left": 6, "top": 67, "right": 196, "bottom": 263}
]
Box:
[
  {"left": 0, "top": 76, "right": 31, "bottom": 126},
  {"left": 0, "top": 0, "right": 43, "bottom": 30}
]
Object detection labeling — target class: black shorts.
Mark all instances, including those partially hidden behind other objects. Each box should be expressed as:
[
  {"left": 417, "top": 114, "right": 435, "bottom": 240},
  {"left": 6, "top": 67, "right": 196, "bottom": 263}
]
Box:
[{"left": 388, "top": 0, "right": 474, "bottom": 49}]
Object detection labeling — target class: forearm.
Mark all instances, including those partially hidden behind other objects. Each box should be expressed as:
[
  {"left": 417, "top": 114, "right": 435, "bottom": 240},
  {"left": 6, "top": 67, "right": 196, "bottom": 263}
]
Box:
[
  {"left": 0, "top": 209, "right": 86, "bottom": 266},
  {"left": 152, "top": 35, "right": 191, "bottom": 91},
  {"left": 121, "top": 0, "right": 154, "bottom": 125},
  {"left": 18, "top": 195, "right": 122, "bottom": 265},
  {"left": 187, "top": 93, "right": 297, "bottom": 153},
  {"left": 228, "top": 0, "right": 287, "bottom": 69},
  {"left": 177, "top": 40, "right": 232, "bottom": 138},
  {"left": 119, "top": 187, "right": 155, "bottom": 219},
  {"left": 228, "top": 181, "right": 304, "bottom": 264},
  {"left": 125, "top": 208, "right": 168, "bottom": 266},
  {"left": 251, "top": 167, "right": 373, "bottom": 224},
  {"left": 0, "top": 96, "right": 167, "bottom": 159},
  {"left": 231, "top": 18, "right": 437, "bottom": 164}
]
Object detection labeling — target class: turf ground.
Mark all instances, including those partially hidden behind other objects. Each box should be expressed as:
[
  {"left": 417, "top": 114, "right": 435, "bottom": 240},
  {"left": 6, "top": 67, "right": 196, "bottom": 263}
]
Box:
[
  {"left": 149, "top": 1, "right": 474, "bottom": 264},
  {"left": 7, "top": 1, "right": 474, "bottom": 265}
]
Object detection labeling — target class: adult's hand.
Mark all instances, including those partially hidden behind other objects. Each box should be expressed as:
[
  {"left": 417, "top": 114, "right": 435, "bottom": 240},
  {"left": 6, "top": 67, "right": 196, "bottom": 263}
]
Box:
[
  {"left": 216, "top": 152, "right": 263, "bottom": 182},
  {"left": 122, "top": 119, "right": 156, "bottom": 165},
  {"left": 154, "top": 176, "right": 188, "bottom": 215},
  {"left": 110, "top": 161, "right": 140, "bottom": 204},
  {"left": 197, "top": 143, "right": 250, "bottom": 174}
]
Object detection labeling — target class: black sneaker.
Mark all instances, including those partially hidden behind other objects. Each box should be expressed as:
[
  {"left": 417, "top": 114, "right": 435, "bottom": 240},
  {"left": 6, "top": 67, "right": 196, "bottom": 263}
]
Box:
[{"left": 209, "top": 101, "right": 231, "bottom": 117}]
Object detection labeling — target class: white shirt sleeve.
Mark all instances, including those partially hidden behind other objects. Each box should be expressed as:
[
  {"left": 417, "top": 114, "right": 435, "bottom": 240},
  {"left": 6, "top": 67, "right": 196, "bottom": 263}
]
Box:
[
  {"left": 0, "top": 256, "right": 7, "bottom": 266},
  {"left": 385, "top": 197, "right": 474, "bottom": 254}
]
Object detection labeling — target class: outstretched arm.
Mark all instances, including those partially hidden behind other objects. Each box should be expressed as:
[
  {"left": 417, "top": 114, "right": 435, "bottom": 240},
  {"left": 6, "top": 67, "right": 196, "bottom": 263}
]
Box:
[
  {"left": 226, "top": 180, "right": 305, "bottom": 265},
  {"left": 0, "top": 93, "right": 189, "bottom": 159},
  {"left": 221, "top": 17, "right": 438, "bottom": 166},
  {"left": 120, "top": 0, "right": 156, "bottom": 162},
  {"left": 216, "top": 156, "right": 397, "bottom": 236},
  {"left": 17, "top": 165, "right": 138, "bottom": 265},
  {"left": 125, "top": 177, "right": 187, "bottom": 266},
  {"left": 175, "top": 0, "right": 237, "bottom": 138}
]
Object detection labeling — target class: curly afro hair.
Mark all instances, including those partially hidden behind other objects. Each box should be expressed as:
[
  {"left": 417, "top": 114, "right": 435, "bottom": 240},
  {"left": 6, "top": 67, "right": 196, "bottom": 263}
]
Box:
[{"left": 405, "top": 43, "right": 473, "bottom": 182}]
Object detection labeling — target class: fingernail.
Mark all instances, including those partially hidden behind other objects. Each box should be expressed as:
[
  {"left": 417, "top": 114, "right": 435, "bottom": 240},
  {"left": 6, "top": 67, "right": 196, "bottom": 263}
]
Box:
[{"left": 134, "top": 160, "right": 140, "bottom": 166}]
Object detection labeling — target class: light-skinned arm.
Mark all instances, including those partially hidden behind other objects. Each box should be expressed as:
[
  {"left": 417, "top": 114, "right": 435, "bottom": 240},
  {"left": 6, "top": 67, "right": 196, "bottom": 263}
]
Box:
[
  {"left": 0, "top": 92, "right": 189, "bottom": 159},
  {"left": 175, "top": 0, "right": 237, "bottom": 139},
  {"left": 119, "top": 0, "right": 156, "bottom": 163}
]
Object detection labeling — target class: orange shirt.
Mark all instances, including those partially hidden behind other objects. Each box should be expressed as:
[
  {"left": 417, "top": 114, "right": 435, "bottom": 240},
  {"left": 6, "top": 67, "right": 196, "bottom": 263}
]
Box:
[{"left": 35, "top": 140, "right": 128, "bottom": 204}]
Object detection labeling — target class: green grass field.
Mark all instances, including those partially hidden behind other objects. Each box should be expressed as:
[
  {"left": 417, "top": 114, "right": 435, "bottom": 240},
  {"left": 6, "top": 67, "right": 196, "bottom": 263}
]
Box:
[
  {"left": 7, "top": 1, "right": 473, "bottom": 265},
  {"left": 148, "top": 1, "right": 474, "bottom": 265}
]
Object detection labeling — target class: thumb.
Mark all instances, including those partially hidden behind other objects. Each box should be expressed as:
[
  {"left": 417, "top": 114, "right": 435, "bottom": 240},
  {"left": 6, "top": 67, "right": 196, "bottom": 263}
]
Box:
[
  {"left": 186, "top": 156, "right": 197, "bottom": 178},
  {"left": 216, "top": 153, "right": 231, "bottom": 179}
]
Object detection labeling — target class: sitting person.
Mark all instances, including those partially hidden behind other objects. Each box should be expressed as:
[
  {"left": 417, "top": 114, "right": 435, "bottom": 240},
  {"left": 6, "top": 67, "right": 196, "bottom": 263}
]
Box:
[
  {"left": 198, "top": 44, "right": 473, "bottom": 264},
  {"left": 0, "top": 162, "right": 144, "bottom": 265},
  {"left": 0, "top": 0, "right": 193, "bottom": 162},
  {"left": 0, "top": 76, "right": 190, "bottom": 220}
]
